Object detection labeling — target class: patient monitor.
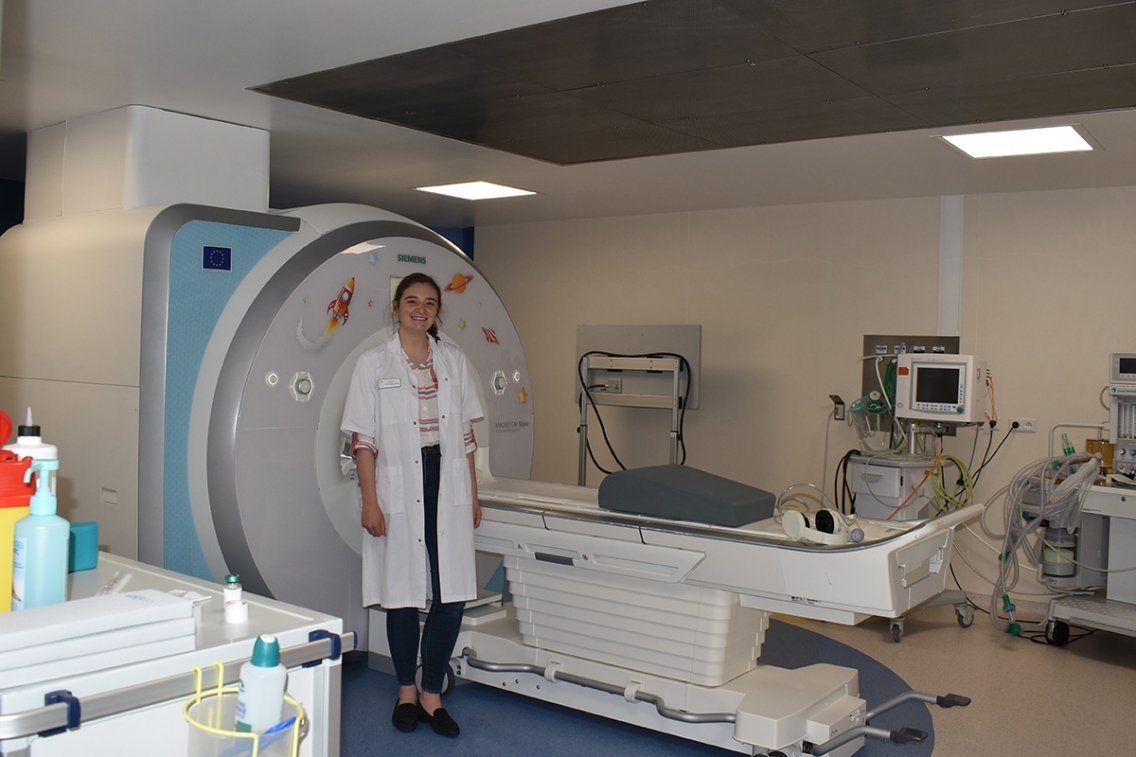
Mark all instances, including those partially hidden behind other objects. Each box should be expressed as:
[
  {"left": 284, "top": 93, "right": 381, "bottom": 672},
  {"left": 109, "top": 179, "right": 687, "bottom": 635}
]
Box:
[{"left": 893, "top": 353, "right": 985, "bottom": 424}]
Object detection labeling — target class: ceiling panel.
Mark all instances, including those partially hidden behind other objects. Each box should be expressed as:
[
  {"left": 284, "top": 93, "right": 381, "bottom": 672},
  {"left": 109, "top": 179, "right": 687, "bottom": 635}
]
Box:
[
  {"left": 889, "top": 65, "right": 1136, "bottom": 126},
  {"left": 722, "top": 0, "right": 1119, "bottom": 53},
  {"left": 812, "top": 4, "right": 1136, "bottom": 95},
  {"left": 451, "top": 0, "right": 796, "bottom": 90},
  {"left": 254, "top": 0, "right": 1136, "bottom": 166},
  {"left": 390, "top": 91, "right": 653, "bottom": 147},
  {"left": 664, "top": 97, "right": 928, "bottom": 148},
  {"left": 255, "top": 49, "right": 551, "bottom": 120},
  {"left": 494, "top": 123, "right": 721, "bottom": 164},
  {"left": 572, "top": 57, "right": 873, "bottom": 122}
]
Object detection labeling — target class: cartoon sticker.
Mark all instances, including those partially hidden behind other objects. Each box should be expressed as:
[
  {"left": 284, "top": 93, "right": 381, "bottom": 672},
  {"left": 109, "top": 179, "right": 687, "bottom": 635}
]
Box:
[
  {"left": 445, "top": 272, "right": 475, "bottom": 293},
  {"left": 298, "top": 276, "right": 355, "bottom": 352}
]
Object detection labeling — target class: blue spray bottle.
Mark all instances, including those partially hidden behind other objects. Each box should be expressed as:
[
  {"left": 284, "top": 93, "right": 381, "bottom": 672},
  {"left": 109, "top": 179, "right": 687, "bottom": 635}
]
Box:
[{"left": 12, "top": 459, "right": 69, "bottom": 610}]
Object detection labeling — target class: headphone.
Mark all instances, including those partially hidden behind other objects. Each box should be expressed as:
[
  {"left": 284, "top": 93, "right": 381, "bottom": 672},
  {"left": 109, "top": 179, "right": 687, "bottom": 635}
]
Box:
[
  {"left": 781, "top": 508, "right": 865, "bottom": 545},
  {"left": 774, "top": 483, "right": 866, "bottom": 546}
]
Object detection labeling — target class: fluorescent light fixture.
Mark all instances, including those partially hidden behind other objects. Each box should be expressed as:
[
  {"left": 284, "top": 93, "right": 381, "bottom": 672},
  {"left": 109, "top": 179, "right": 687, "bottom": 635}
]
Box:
[
  {"left": 415, "top": 181, "right": 535, "bottom": 200},
  {"left": 940, "top": 125, "right": 1093, "bottom": 159}
]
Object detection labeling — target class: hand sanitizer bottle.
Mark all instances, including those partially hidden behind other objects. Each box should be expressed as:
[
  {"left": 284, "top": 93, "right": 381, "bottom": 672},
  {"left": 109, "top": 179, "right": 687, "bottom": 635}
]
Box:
[{"left": 12, "top": 459, "right": 69, "bottom": 610}]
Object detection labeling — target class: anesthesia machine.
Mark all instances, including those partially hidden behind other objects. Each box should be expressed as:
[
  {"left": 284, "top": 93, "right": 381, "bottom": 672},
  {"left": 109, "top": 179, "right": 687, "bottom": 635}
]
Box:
[{"left": 973, "top": 353, "right": 1136, "bottom": 644}]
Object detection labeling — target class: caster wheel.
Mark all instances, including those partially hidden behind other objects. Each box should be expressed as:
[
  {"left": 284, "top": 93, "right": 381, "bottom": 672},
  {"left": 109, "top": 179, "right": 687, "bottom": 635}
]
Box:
[
  {"left": 1045, "top": 620, "right": 1070, "bottom": 646},
  {"left": 415, "top": 663, "right": 456, "bottom": 694},
  {"left": 956, "top": 604, "right": 975, "bottom": 628},
  {"left": 890, "top": 619, "right": 904, "bottom": 643}
]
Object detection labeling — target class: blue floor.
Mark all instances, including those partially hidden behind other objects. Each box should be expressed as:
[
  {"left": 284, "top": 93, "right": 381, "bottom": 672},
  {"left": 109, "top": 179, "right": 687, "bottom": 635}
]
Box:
[{"left": 340, "top": 619, "right": 934, "bottom": 756}]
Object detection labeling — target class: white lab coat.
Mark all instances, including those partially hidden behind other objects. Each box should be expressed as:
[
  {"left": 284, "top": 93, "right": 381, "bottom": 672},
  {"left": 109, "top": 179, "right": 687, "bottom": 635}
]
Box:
[{"left": 341, "top": 331, "right": 485, "bottom": 609}]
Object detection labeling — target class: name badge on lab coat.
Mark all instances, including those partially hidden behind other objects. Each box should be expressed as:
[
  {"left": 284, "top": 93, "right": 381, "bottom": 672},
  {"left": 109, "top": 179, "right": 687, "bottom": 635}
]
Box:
[{"left": 377, "top": 378, "right": 401, "bottom": 389}]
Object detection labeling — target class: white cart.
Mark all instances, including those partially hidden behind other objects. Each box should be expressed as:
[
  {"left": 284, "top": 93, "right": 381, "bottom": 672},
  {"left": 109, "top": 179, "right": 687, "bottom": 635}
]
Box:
[
  {"left": 1047, "top": 484, "right": 1136, "bottom": 643},
  {"left": 0, "top": 554, "right": 351, "bottom": 757}
]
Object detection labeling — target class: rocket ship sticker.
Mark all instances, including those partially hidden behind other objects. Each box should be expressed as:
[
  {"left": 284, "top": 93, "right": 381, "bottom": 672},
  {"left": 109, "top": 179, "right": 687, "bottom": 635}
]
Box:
[
  {"left": 326, "top": 277, "right": 355, "bottom": 336},
  {"left": 297, "top": 277, "right": 355, "bottom": 352}
]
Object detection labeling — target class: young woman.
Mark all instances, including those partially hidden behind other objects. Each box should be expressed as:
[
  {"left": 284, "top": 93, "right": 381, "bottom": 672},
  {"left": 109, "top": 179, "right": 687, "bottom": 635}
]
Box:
[{"left": 341, "top": 272, "right": 484, "bottom": 737}]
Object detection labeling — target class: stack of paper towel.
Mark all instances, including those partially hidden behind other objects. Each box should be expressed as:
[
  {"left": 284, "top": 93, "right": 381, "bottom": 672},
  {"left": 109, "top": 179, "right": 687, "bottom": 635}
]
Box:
[{"left": 0, "top": 590, "right": 197, "bottom": 687}]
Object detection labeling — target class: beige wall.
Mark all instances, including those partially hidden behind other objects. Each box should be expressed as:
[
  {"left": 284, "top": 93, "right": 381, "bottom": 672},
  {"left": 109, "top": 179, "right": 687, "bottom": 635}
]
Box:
[{"left": 475, "top": 185, "right": 1136, "bottom": 602}]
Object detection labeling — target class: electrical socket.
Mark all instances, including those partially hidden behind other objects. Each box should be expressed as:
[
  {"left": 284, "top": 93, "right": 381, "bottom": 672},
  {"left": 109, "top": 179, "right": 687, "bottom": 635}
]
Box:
[
  {"left": 605, "top": 378, "right": 623, "bottom": 393},
  {"left": 1010, "top": 417, "right": 1036, "bottom": 433}
]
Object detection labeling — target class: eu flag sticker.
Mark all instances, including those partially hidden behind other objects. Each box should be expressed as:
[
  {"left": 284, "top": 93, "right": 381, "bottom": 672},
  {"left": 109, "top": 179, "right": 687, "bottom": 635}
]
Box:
[{"left": 203, "top": 245, "right": 232, "bottom": 271}]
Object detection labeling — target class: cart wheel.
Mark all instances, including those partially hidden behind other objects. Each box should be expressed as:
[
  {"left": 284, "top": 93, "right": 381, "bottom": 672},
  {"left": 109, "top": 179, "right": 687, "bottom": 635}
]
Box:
[
  {"left": 1045, "top": 620, "right": 1070, "bottom": 646},
  {"left": 890, "top": 618, "right": 904, "bottom": 643},
  {"left": 955, "top": 603, "right": 975, "bottom": 628},
  {"left": 414, "top": 663, "right": 457, "bottom": 695}
]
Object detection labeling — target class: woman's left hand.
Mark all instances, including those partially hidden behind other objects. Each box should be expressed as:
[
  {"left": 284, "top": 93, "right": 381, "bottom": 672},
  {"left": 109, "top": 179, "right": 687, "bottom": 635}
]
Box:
[{"left": 472, "top": 498, "right": 482, "bottom": 529}]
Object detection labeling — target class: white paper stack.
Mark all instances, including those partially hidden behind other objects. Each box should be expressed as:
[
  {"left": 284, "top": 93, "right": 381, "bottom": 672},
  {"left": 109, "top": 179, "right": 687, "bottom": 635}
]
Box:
[{"left": 0, "top": 590, "right": 197, "bottom": 687}]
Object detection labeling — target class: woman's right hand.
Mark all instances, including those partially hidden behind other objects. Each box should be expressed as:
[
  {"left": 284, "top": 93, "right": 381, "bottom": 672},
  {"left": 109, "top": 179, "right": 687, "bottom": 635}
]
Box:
[{"left": 362, "top": 502, "right": 386, "bottom": 537}]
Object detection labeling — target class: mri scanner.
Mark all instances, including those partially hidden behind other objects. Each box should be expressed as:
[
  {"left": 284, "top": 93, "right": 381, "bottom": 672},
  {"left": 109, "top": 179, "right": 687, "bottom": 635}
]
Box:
[{"left": 0, "top": 203, "right": 972, "bottom": 756}]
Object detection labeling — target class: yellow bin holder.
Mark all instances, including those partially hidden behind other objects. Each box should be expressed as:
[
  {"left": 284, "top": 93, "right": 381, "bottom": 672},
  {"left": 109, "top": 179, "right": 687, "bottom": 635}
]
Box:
[{"left": 184, "top": 663, "right": 307, "bottom": 757}]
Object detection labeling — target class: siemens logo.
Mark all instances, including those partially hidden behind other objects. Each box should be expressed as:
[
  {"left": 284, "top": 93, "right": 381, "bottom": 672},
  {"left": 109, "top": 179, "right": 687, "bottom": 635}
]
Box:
[{"left": 397, "top": 254, "right": 428, "bottom": 264}]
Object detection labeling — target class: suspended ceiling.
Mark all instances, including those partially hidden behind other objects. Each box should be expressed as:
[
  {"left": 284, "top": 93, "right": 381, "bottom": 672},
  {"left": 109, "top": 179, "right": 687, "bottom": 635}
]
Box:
[
  {"left": 2, "top": 1, "right": 1135, "bottom": 228},
  {"left": 255, "top": 0, "right": 1136, "bottom": 165}
]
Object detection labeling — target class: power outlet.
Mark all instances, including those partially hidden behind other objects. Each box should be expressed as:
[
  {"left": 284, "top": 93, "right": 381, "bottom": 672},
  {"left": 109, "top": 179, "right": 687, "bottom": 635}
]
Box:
[
  {"left": 605, "top": 378, "right": 623, "bottom": 393},
  {"left": 1010, "top": 418, "right": 1036, "bottom": 433}
]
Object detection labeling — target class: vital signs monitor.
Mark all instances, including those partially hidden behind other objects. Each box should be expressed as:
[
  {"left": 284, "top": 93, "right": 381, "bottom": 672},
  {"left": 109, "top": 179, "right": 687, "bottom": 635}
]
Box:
[{"left": 893, "top": 353, "right": 985, "bottom": 424}]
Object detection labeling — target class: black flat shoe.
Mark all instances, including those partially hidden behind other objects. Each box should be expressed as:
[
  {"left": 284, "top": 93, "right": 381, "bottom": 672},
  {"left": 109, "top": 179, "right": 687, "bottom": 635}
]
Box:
[
  {"left": 417, "top": 703, "right": 460, "bottom": 737},
  {"left": 392, "top": 701, "right": 418, "bottom": 732}
]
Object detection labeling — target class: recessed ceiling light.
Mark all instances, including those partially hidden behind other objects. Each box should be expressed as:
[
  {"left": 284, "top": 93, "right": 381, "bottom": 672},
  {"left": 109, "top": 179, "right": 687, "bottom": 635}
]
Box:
[
  {"left": 415, "top": 181, "right": 535, "bottom": 200},
  {"left": 939, "top": 125, "right": 1093, "bottom": 159}
]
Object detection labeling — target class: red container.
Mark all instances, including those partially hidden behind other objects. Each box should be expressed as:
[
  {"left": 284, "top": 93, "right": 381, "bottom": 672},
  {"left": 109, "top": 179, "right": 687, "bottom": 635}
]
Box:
[
  {"left": 1, "top": 448, "right": 33, "bottom": 613},
  {"left": 0, "top": 410, "right": 33, "bottom": 501},
  {"left": 0, "top": 450, "right": 33, "bottom": 501}
]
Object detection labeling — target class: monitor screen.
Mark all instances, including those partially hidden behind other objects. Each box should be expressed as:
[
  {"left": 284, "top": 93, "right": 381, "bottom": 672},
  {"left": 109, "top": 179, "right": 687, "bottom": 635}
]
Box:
[{"left": 914, "top": 367, "right": 962, "bottom": 404}]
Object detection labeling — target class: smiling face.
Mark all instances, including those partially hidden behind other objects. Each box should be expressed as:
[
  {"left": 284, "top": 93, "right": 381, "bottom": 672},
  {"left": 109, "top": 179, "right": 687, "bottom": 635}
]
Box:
[{"left": 393, "top": 280, "right": 441, "bottom": 336}]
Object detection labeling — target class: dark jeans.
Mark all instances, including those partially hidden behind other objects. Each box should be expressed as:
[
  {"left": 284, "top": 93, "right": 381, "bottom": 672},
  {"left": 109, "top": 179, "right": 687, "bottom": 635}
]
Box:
[{"left": 387, "top": 444, "right": 465, "bottom": 694}]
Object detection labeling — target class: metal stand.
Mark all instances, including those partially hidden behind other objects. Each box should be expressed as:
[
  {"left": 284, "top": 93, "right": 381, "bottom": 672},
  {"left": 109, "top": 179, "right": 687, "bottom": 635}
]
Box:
[{"left": 577, "top": 355, "right": 683, "bottom": 485}]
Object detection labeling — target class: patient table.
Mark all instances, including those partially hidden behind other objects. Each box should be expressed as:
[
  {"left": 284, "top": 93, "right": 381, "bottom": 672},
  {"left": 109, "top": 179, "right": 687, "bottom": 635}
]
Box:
[{"left": 373, "top": 477, "right": 977, "bottom": 756}]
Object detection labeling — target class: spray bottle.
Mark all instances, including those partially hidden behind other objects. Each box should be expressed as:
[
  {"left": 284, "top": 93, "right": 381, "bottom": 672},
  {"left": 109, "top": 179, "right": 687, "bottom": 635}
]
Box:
[
  {"left": 2, "top": 408, "right": 58, "bottom": 493},
  {"left": 234, "top": 634, "right": 288, "bottom": 732},
  {"left": 12, "top": 459, "right": 69, "bottom": 610}
]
